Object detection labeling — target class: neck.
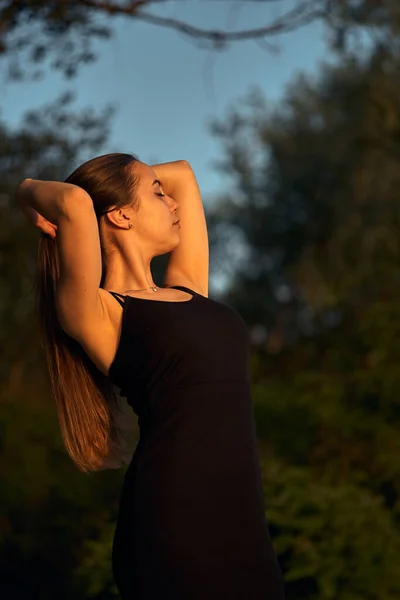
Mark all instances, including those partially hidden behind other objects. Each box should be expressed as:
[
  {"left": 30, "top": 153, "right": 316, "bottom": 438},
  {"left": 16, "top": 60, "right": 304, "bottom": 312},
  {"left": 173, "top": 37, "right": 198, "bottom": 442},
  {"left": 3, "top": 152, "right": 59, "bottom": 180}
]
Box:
[{"left": 102, "top": 253, "right": 157, "bottom": 293}]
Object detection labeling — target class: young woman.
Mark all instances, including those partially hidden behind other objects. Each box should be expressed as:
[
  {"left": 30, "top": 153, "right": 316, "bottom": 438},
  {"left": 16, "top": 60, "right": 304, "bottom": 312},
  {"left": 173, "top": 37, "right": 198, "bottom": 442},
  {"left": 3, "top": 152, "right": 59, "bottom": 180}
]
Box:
[{"left": 16, "top": 153, "right": 285, "bottom": 599}]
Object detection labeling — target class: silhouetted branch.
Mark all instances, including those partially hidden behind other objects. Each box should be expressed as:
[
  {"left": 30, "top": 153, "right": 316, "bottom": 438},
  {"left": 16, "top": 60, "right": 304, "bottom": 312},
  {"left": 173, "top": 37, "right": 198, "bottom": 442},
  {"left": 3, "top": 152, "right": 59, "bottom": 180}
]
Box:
[
  {"left": 1, "top": 1, "right": 395, "bottom": 80},
  {"left": 77, "top": 0, "right": 323, "bottom": 48}
]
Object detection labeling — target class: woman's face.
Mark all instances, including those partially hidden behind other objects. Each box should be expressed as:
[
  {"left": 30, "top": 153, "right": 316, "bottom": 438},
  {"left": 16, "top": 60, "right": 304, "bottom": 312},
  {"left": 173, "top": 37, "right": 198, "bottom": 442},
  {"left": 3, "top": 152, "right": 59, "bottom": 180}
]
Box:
[{"left": 127, "top": 161, "right": 181, "bottom": 255}]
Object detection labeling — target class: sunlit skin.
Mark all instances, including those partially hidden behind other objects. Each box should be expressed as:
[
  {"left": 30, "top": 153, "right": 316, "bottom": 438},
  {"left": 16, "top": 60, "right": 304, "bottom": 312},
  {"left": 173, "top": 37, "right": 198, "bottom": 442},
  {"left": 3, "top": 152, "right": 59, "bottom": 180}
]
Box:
[{"left": 101, "top": 161, "right": 180, "bottom": 294}]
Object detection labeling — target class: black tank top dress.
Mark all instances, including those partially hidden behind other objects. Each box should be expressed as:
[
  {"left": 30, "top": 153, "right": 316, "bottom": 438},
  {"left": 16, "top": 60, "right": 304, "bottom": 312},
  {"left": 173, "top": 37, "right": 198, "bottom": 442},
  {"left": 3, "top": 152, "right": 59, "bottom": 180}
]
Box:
[{"left": 107, "top": 285, "right": 285, "bottom": 599}]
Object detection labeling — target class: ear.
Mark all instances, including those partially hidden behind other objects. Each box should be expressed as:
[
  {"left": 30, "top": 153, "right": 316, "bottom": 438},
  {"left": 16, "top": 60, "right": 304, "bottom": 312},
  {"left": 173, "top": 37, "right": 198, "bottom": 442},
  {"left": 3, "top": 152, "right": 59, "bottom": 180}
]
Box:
[{"left": 105, "top": 207, "right": 130, "bottom": 229}]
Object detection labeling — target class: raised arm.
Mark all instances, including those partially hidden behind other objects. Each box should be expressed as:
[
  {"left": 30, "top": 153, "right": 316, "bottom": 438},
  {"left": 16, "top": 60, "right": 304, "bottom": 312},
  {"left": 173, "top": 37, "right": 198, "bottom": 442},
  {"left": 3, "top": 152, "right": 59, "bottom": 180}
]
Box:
[
  {"left": 16, "top": 178, "right": 105, "bottom": 342},
  {"left": 151, "top": 161, "right": 209, "bottom": 297}
]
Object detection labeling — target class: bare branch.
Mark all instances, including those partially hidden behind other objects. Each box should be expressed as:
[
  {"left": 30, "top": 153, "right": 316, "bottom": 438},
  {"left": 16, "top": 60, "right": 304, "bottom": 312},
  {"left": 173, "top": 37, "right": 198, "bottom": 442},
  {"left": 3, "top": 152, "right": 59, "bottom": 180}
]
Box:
[
  {"left": 2, "top": 1, "right": 393, "bottom": 80},
  {"left": 78, "top": 0, "right": 323, "bottom": 48}
]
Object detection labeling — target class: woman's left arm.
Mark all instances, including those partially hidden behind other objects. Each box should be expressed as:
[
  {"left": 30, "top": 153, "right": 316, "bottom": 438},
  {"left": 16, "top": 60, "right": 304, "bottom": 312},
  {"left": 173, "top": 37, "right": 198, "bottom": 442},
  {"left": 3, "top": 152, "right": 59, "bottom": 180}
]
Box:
[
  {"left": 151, "top": 160, "right": 209, "bottom": 297},
  {"left": 150, "top": 160, "right": 191, "bottom": 198}
]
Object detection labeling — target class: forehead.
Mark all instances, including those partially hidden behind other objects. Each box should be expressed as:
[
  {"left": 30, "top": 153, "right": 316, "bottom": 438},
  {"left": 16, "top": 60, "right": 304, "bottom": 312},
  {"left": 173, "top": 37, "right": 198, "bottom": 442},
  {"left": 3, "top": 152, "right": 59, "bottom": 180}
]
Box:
[{"left": 134, "top": 161, "right": 158, "bottom": 185}]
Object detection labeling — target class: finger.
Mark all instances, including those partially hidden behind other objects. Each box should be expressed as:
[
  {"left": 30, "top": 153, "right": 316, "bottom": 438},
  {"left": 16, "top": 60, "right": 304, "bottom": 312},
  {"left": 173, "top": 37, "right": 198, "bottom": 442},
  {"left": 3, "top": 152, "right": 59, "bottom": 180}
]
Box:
[
  {"left": 41, "top": 231, "right": 56, "bottom": 239},
  {"left": 44, "top": 219, "right": 58, "bottom": 230},
  {"left": 37, "top": 217, "right": 56, "bottom": 233},
  {"left": 40, "top": 223, "right": 57, "bottom": 237}
]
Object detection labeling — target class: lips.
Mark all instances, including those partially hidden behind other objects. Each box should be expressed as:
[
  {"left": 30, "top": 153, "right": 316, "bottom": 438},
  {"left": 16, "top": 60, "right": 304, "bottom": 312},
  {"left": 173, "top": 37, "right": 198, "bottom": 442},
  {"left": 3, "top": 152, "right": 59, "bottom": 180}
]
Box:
[{"left": 173, "top": 219, "right": 180, "bottom": 225}]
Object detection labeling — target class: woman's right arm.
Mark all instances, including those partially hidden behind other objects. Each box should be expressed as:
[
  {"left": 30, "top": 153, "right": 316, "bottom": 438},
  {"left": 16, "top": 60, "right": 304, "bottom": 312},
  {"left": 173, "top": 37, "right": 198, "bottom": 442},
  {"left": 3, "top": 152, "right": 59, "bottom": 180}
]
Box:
[
  {"left": 16, "top": 178, "right": 90, "bottom": 233},
  {"left": 17, "top": 178, "right": 105, "bottom": 342}
]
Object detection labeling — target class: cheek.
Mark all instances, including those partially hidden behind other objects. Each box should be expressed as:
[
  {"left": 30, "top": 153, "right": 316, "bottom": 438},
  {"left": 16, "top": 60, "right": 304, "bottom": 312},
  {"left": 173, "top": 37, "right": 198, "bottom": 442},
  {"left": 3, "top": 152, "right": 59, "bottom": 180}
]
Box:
[
  {"left": 139, "top": 199, "right": 168, "bottom": 233},
  {"left": 142, "top": 211, "right": 165, "bottom": 235}
]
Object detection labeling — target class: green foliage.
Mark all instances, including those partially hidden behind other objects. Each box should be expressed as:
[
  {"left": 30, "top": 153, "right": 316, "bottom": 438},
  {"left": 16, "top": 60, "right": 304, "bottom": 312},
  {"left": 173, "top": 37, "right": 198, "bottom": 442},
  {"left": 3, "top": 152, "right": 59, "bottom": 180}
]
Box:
[
  {"left": 2, "top": 5, "right": 400, "bottom": 598},
  {"left": 326, "top": 0, "right": 400, "bottom": 55},
  {"left": 207, "top": 45, "right": 400, "bottom": 599},
  {"left": 260, "top": 457, "right": 400, "bottom": 599},
  {"left": 0, "top": 394, "right": 125, "bottom": 599},
  {"left": 72, "top": 520, "right": 120, "bottom": 598},
  {"left": 0, "top": 1, "right": 112, "bottom": 80},
  {"left": 250, "top": 304, "right": 400, "bottom": 597},
  {"left": 209, "top": 49, "right": 400, "bottom": 326}
]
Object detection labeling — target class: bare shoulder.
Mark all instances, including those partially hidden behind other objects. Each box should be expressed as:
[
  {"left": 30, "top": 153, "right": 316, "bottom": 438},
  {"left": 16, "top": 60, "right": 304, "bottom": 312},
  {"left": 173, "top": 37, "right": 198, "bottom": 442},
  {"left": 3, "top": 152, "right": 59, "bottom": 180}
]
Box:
[{"left": 67, "top": 289, "right": 123, "bottom": 377}]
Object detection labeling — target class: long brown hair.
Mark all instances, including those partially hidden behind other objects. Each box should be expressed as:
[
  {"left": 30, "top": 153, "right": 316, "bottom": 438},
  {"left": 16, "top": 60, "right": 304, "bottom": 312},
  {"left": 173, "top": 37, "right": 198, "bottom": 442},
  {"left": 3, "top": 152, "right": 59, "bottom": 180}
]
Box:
[{"left": 35, "top": 153, "right": 141, "bottom": 473}]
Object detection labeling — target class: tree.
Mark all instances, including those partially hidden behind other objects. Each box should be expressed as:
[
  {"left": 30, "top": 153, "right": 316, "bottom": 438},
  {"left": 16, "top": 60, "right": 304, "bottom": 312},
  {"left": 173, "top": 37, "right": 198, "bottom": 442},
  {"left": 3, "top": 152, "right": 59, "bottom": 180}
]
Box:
[
  {"left": 205, "top": 46, "right": 400, "bottom": 597},
  {"left": 208, "top": 47, "right": 400, "bottom": 348}
]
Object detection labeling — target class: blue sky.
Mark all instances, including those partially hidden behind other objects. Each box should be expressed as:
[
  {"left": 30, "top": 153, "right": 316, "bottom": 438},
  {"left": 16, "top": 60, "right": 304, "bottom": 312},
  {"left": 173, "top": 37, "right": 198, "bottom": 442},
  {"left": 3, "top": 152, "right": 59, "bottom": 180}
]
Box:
[{"left": 2, "top": 1, "right": 331, "bottom": 288}]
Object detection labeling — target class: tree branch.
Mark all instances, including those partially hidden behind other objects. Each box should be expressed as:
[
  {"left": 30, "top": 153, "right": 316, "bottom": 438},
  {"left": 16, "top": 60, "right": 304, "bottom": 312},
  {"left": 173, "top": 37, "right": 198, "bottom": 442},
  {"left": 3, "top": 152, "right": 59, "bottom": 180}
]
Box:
[
  {"left": 78, "top": 0, "right": 323, "bottom": 47},
  {"left": 2, "top": 0, "right": 387, "bottom": 80}
]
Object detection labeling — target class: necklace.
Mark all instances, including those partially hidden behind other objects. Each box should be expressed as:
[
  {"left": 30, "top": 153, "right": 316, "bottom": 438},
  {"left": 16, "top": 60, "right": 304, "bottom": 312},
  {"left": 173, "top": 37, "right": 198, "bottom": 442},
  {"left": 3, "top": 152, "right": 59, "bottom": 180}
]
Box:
[{"left": 124, "top": 285, "right": 159, "bottom": 293}]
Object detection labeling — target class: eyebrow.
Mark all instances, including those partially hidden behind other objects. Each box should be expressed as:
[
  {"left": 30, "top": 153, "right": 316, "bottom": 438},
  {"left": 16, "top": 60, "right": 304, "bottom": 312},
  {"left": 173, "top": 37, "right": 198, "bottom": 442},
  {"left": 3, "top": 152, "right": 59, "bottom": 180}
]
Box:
[{"left": 152, "top": 179, "right": 161, "bottom": 187}]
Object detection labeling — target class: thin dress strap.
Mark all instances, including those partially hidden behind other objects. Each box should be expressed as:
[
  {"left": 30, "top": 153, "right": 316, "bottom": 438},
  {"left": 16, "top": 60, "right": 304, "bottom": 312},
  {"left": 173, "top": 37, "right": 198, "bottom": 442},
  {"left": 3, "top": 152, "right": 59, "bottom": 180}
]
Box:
[
  {"left": 168, "top": 285, "right": 196, "bottom": 294},
  {"left": 108, "top": 291, "right": 126, "bottom": 307}
]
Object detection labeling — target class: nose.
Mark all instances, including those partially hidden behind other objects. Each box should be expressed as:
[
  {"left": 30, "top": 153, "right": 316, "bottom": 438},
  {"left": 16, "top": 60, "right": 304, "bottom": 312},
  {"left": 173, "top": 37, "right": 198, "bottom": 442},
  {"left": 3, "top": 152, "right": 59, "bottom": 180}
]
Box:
[{"left": 169, "top": 196, "right": 179, "bottom": 214}]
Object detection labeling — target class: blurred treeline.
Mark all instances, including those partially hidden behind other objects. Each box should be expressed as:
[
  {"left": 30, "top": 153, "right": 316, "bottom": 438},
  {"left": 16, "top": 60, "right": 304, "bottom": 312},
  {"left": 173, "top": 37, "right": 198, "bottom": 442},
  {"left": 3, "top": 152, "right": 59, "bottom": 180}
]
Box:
[{"left": 1, "top": 2, "right": 400, "bottom": 599}]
